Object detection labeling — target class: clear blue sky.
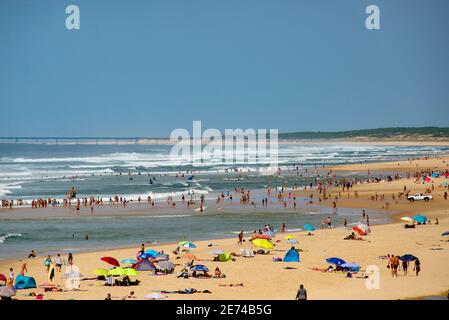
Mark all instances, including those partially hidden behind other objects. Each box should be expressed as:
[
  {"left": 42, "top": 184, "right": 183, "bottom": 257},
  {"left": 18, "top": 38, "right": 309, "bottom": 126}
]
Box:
[{"left": 1, "top": 0, "right": 448, "bottom": 137}]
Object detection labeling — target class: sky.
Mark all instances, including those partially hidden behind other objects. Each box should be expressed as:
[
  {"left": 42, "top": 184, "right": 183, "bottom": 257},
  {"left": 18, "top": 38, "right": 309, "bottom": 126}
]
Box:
[{"left": 0, "top": 0, "right": 448, "bottom": 137}]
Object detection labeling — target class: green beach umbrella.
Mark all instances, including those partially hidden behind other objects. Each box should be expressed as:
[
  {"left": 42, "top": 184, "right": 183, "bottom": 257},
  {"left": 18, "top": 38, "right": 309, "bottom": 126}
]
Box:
[
  {"left": 123, "top": 268, "right": 139, "bottom": 276},
  {"left": 93, "top": 268, "right": 108, "bottom": 277},
  {"left": 108, "top": 267, "right": 126, "bottom": 276}
]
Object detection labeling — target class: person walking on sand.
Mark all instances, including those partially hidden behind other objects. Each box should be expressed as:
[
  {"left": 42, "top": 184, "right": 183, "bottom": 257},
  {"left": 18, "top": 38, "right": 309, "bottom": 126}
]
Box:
[
  {"left": 413, "top": 259, "right": 421, "bottom": 276},
  {"left": 282, "top": 223, "right": 286, "bottom": 233},
  {"left": 295, "top": 284, "right": 307, "bottom": 300},
  {"left": 402, "top": 260, "right": 408, "bottom": 276},
  {"left": 19, "top": 263, "right": 27, "bottom": 276},
  {"left": 8, "top": 268, "right": 14, "bottom": 286},
  {"left": 238, "top": 230, "right": 244, "bottom": 245},
  {"left": 68, "top": 252, "right": 73, "bottom": 266}
]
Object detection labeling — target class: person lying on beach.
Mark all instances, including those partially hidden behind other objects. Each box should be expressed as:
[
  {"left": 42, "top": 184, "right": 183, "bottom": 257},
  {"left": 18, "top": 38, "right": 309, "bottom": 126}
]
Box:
[
  {"left": 344, "top": 232, "right": 363, "bottom": 240},
  {"left": 219, "top": 283, "right": 244, "bottom": 287}
]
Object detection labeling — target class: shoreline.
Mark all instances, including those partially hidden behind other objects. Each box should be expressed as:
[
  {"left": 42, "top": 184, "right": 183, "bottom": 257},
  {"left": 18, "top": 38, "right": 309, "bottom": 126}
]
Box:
[{"left": 1, "top": 156, "right": 448, "bottom": 300}]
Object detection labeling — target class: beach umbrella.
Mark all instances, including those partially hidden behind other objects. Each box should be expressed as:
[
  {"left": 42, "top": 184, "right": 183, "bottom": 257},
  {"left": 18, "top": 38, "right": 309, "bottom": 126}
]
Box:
[
  {"left": 326, "top": 257, "right": 346, "bottom": 266},
  {"left": 183, "top": 253, "right": 198, "bottom": 260},
  {"left": 285, "top": 235, "right": 296, "bottom": 240},
  {"left": 123, "top": 268, "right": 139, "bottom": 276},
  {"left": 254, "top": 234, "right": 272, "bottom": 240},
  {"left": 399, "top": 254, "right": 418, "bottom": 262},
  {"left": 287, "top": 239, "right": 299, "bottom": 244},
  {"left": 155, "top": 261, "right": 175, "bottom": 271},
  {"left": 209, "top": 249, "right": 225, "bottom": 255},
  {"left": 413, "top": 215, "right": 427, "bottom": 223},
  {"left": 263, "top": 231, "right": 275, "bottom": 238},
  {"left": 252, "top": 239, "right": 273, "bottom": 249},
  {"left": 101, "top": 256, "right": 120, "bottom": 267},
  {"left": 442, "top": 231, "right": 449, "bottom": 236},
  {"left": 353, "top": 226, "right": 365, "bottom": 236},
  {"left": 138, "top": 253, "right": 154, "bottom": 260},
  {"left": 108, "top": 267, "right": 126, "bottom": 276},
  {"left": 341, "top": 263, "right": 361, "bottom": 272},
  {"left": 191, "top": 265, "right": 209, "bottom": 272},
  {"left": 0, "top": 274, "right": 6, "bottom": 282},
  {"left": 93, "top": 268, "right": 108, "bottom": 277},
  {"left": 145, "top": 293, "right": 167, "bottom": 300},
  {"left": 154, "top": 253, "right": 170, "bottom": 261},
  {"left": 304, "top": 224, "right": 315, "bottom": 232},
  {"left": 400, "top": 217, "right": 414, "bottom": 223},
  {"left": 357, "top": 223, "right": 369, "bottom": 234},
  {"left": 144, "top": 249, "right": 159, "bottom": 257},
  {"left": 180, "top": 242, "right": 197, "bottom": 248},
  {"left": 0, "top": 286, "right": 16, "bottom": 298},
  {"left": 121, "top": 258, "right": 137, "bottom": 265}
]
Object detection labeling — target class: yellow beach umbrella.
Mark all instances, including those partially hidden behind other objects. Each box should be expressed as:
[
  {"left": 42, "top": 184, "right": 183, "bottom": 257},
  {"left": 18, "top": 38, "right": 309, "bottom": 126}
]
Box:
[
  {"left": 94, "top": 268, "right": 108, "bottom": 276},
  {"left": 107, "top": 267, "right": 126, "bottom": 276},
  {"left": 123, "top": 268, "right": 139, "bottom": 276},
  {"left": 285, "top": 235, "right": 296, "bottom": 240},
  {"left": 400, "top": 217, "right": 414, "bottom": 223},
  {"left": 252, "top": 239, "right": 273, "bottom": 249}
]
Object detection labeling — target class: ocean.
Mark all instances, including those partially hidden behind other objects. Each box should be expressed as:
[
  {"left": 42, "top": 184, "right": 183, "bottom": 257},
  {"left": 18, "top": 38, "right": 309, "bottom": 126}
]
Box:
[{"left": 0, "top": 143, "right": 448, "bottom": 259}]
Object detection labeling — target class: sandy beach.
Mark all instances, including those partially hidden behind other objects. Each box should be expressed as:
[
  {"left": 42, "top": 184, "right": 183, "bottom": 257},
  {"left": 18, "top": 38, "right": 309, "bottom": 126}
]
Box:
[{"left": 1, "top": 156, "right": 448, "bottom": 300}]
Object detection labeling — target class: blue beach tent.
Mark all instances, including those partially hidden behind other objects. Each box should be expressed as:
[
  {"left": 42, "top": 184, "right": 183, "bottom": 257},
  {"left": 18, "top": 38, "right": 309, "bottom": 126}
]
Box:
[
  {"left": 14, "top": 275, "right": 37, "bottom": 290},
  {"left": 283, "top": 247, "right": 300, "bottom": 262}
]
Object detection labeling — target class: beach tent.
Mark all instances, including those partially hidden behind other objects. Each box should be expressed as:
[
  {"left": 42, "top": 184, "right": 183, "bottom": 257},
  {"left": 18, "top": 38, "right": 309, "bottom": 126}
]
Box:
[
  {"left": 132, "top": 259, "right": 156, "bottom": 271},
  {"left": 326, "top": 257, "right": 346, "bottom": 266},
  {"left": 283, "top": 247, "right": 300, "bottom": 262},
  {"left": 304, "top": 224, "right": 315, "bottom": 232},
  {"left": 14, "top": 275, "right": 37, "bottom": 290},
  {"left": 431, "top": 172, "right": 440, "bottom": 178},
  {"left": 413, "top": 215, "right": 427, "bottom": 223},
  {"left": 218, "top": 253, "right": 232, "bottom": 262}
]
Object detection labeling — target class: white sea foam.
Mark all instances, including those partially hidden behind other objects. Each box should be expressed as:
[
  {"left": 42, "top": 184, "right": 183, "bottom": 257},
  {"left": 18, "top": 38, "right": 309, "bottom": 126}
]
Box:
[{"left": 0, "top": 233, "right": 23, "bottom": 244}]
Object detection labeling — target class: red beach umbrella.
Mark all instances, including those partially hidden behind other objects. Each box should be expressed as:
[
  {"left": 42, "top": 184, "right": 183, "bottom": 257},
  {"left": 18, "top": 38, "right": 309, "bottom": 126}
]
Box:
[
  {"left": 352, "top": 226, "right": 365, "bottom": 236},
  {"left": 0, "top": 274, "right": 6, "bottom": 282},
  {"left": 100, "top": 256, "right": 120, "bottom": 267}
]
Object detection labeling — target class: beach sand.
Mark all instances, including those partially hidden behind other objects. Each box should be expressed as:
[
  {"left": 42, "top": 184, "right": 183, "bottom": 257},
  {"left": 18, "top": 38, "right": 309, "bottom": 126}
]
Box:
[{"left": 1, "top": 157, "right": 448, "bottom": 300}]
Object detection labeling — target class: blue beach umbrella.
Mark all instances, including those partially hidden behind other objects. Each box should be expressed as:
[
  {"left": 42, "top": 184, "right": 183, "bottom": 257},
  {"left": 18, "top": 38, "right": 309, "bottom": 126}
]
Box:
[
  {"left": 181, "top": 242, "right": 197, "bottom": 249},
  {"left": 413, "top": 215, "right": 427, "bottom": 223},
  {"left": 144, "top": 249, "right": 159, "bottom": 257},
  {"left": 341, "top": 263, "right": 360, "bottom": 272},
  {"left": 442, "top": 231, "right": 449, "bottom": 236},
  {"left": 304, "top": 224, "right": 315, "bottom": 232},
  {"left": 326, "top": 257, "right": 346, "bottom": 266},
  {"left": 121, "top": 258, "right": 137, "bottom": 264},
  {"left": 399, "top": 254, "right": 418, "bottom": 262},
  {"left": 138, "top": 253, "right": 154, "bottom": 260},
  {"left": 190, "top": 265, "right": 209, "bottom": 272}
]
